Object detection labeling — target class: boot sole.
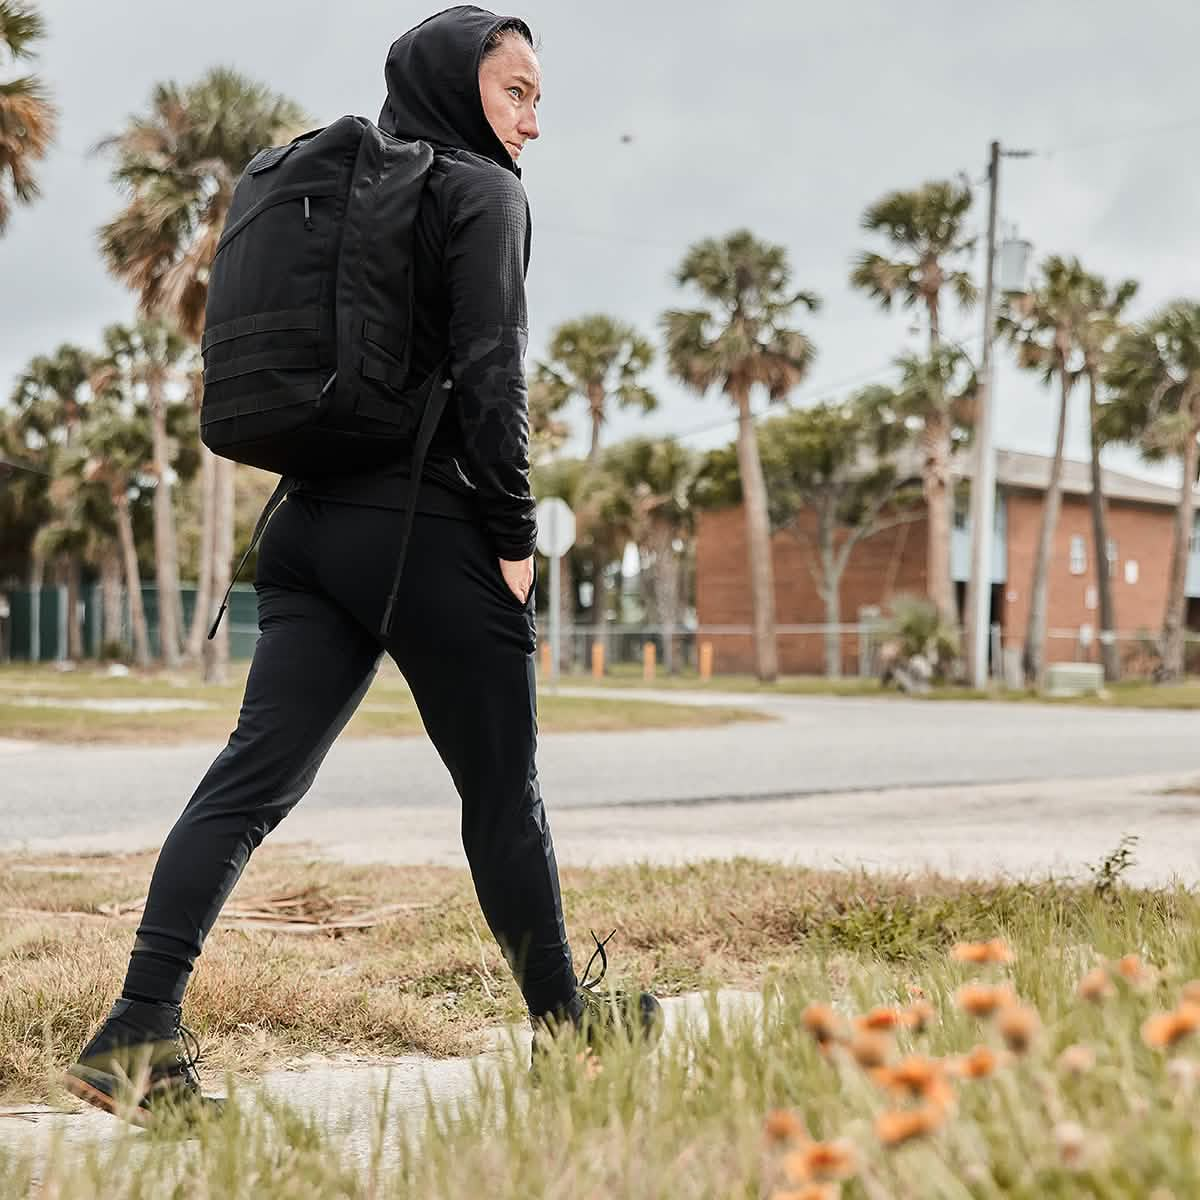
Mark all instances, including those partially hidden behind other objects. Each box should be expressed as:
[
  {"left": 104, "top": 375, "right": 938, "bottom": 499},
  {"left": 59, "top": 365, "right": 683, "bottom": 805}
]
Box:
[{"left": 63, "top": 1072, "right": 153, "bottom": 1129}]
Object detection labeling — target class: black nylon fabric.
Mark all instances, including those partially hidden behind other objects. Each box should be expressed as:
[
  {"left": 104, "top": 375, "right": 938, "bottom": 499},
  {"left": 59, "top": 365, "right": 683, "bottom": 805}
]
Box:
[
  {"left": 124, "top": 495, "right": 575, "bottom": 1019},
  {"left": 303, "top": 5, "right": 539, "bottom": 560}
]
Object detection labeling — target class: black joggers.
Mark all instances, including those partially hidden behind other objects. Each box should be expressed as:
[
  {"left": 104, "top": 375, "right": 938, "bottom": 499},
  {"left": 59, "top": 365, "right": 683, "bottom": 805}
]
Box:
[{"left": 122, "top": 493, "right": 577, "bottom": 1019}]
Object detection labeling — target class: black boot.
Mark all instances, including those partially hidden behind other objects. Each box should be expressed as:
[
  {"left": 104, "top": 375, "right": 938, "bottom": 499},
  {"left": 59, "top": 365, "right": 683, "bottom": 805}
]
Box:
[
  {"left": 64, "top": 998, "right": 221, "bottom": 1127},
  {"left": 531, "top": 932, "right": 663, "bottom": 1073}
]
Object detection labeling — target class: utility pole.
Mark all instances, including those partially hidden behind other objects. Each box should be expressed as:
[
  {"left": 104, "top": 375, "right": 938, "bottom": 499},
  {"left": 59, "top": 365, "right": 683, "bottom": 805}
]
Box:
[
  {"left": 965, "top": 141, "right": 1032, "bottom": 688},
  {"left": 965, "top": 142, "right": 1001, "bottom": 690}
]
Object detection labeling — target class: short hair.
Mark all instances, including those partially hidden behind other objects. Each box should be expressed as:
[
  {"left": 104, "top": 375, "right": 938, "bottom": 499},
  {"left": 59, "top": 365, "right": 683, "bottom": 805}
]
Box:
[{"left": 481, "top": 17, "right": 536, "bottom": 60}]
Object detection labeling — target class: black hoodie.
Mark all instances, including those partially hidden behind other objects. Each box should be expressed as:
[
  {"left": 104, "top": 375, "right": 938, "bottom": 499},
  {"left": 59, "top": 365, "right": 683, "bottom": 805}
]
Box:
[{"left": 303, "top": 6, "right": 537, "bottom": 561}]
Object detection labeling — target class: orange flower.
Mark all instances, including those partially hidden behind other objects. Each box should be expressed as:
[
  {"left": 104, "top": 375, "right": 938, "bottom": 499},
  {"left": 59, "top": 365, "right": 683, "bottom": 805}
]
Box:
[
  {"left": 876, "top": 1104, "right": 945, "bottom": 1146},
  {"left": 955, "top": 983, "right": 1018, "bottom": 1018},
  {"left": 849, "top": 1030, "right": 892, "bottom": 1069},
  {"left": 947, "top": 1044, "right": 1003, "bottom": 1080},
  {"left": 1142, "top": 1005, "right": 1200, "bottom": 1050},
  {"left": 802, "top": 1004, "right": 846, "bottom": 1047},
  {"left": 764, "top": 1109, "right": 809, "bottom": 1145},
  {"left": 1056, "top": 1044, "right": 1096, "bottom": 1076},
  {"left": 855, "top": 1006, "right": 906, "bottom": 1032},
  {"left": 1182, "top": 980, "right": 1200, "bottom": 1006},
  {"left": 1116, "top": 954, "right": 1154, "bottom": 988},
  {"left": 872, "top": 1055, "right": 944, "bottom": 1099},
  {"left": 997, "top": 1004, "right": 1041, "bottom": 1054},
  {"left": 1078, "top": 967, "right": 1115, "bottom": 1003},
  {"left": 783, "top": 1140, "right": 857, "bottom": 1186},
  {"left": 952, "top": 938, "right": 1014, "bottom": 965}
]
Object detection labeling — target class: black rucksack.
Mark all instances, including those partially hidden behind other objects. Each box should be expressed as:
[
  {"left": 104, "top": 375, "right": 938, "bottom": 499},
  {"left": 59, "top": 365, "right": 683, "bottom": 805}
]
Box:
[{"left": 200, "top": 115, "right": 450, "bottom": 638}]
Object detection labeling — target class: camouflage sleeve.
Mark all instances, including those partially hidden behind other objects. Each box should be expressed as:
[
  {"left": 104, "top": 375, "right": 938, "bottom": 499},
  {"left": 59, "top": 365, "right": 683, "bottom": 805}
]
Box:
[{"left": 444, "top": 167, "right": 537, "bottom": 560}]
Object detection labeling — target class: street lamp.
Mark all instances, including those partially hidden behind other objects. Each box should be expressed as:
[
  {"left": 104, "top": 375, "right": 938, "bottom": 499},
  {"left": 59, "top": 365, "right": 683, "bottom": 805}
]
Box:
[{"left": 964, "top": 142, "right": 1033, "bottom": 690}]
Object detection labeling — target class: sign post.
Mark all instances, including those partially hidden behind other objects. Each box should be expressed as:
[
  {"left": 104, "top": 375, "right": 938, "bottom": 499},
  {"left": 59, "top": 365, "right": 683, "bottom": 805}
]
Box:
[{"left": 535, "top": 497, "right": 577, "bottom": 683}]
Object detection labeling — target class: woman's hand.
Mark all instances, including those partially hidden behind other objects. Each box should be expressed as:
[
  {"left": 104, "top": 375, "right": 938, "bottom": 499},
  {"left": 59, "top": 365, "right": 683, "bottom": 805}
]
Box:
[{"left": 499, "top": 555, "right": 533, "bottom": 604}]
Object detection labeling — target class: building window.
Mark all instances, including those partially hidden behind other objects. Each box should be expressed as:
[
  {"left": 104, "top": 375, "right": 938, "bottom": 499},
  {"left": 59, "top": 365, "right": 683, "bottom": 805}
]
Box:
[
  {"left": 1106, "top": 539, "right": 1118, "bottom": 578},
  {"left": 1125, "top": 559, "right": 1139, "bottom": 585},
  {"left": 1191, "top": 517, "right": 1200, "bottom": 555},
  {"left": 1069, "top": 535, "right": 1087, "bottom": 575}
]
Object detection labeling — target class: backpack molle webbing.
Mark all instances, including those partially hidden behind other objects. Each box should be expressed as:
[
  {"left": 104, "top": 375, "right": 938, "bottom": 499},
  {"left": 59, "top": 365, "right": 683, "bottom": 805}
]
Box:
[{"left": 201, "top": 115, "right": 449, "bottom": 638}]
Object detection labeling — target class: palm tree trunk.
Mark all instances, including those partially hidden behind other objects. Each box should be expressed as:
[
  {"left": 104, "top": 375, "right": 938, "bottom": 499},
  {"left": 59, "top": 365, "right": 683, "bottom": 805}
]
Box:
[
  {"left": 65, "top": 554, "right": 83, "bottom": 661},
  {"left": 1160, "top": 395, "right": 1200, "bottom": 680},
  {"left": 185, "top": 442, "right": 217, "bottom": 660},
  {"left": 587, "top": 382, "right": 605, "bottom": 464},
  {"left": 204, "top": 455, "right": 236, "bottom": 684},
  {"left": 649, "top": 520, "right": 681, "bottom": 675},
  {"left": 1086, "top": 371, "right": 1120, "bottom": 682},
  {"left": 921, "top": 415, "right": 956, "bottom": 624},
  {"left": 99, "top": 545, "right": 124, "bottom": 652},
  {"left": 731, "top": 380, "right": 779, "bottom": 682},
  {"left": 114, "top": 488, "right": 151, "bottom": 668},
  {"left": 28, "top": 551, "right": 44, "bottom": 662},
  {"left": 1024, "top": 372, "right": 1071, "bottom": 685},
  {"left": 149, "top": 380, "right": 183, "bottom": 667}
]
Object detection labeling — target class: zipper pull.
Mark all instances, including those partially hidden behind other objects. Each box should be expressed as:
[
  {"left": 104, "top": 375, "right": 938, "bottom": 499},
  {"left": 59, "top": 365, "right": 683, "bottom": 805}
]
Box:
[{"left": 303, "top": 196, "right": 313, "bottom": 231}]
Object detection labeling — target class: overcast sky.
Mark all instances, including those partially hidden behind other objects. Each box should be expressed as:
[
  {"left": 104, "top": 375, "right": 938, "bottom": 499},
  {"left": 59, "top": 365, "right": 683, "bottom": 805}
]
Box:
[{"left": 3, "top": 0, "right": 1199, "bottom": 481}]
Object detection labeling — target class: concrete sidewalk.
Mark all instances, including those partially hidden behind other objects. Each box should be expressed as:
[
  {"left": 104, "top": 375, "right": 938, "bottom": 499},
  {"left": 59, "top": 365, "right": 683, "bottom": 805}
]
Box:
[{"left": 0, "top": 992, "right": 759, "bottom": 1174}]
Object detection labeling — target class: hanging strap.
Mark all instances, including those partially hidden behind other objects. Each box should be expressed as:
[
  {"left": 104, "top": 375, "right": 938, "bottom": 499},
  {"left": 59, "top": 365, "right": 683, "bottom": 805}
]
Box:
[
  {"left": 207, "top": 474, "right": 296, "bottom": 640},
  {"left": 379, "top": 365, "right": 451, "bottom": 637}
]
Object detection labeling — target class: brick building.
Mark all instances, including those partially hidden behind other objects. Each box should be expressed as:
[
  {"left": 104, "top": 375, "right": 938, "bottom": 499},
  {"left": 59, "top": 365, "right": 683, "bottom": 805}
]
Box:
[{"left": 696, "top": 450, "right": 1200, "bottom": 675}]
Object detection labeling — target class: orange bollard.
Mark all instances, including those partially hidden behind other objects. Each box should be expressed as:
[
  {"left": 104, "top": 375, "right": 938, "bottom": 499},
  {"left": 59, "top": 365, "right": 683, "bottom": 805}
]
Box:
[
  {"left": 643, "top": 641, "right": 657, "bottom": 681},
  {"left": 539, "top": 641, "right": 552, "bottom": 676},
  {"left": 699, "top": 641, "right": 714, "bottom": 681},
  {"left": 591, "top": 641, "right": 605, "bottom": 679}
]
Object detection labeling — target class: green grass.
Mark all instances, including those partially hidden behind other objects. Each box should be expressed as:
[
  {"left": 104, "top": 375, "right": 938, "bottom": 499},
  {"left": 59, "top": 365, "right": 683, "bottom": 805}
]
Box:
[
  {"left": 6, "top": 850, "right": 1200, "bottom": 1195},
  {"left": 0, "top": 664, "right": 763, "bottom": 743},
  {"left": 578, "top": 663, "right": 1200, "bottom": 708}
]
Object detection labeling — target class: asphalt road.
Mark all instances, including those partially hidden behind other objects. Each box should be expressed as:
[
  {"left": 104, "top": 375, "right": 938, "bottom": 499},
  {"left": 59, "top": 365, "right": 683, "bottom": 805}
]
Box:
[{"left": 2, "top": 690, "right": 1197, "bottom": 852}]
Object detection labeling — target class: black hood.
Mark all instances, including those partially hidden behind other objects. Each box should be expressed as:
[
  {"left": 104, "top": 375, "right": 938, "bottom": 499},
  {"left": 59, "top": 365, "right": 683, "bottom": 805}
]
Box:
[{"left": 379, "top": 6, "right": 531, "bottom": 177}]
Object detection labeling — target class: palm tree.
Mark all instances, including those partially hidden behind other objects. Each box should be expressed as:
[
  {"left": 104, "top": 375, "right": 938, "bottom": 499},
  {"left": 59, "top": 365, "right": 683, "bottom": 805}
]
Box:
[
  {"left": 94, "top": 319, "right": 191, "bottom": 667},
  {"left": 1102, "top": 302, "right": 1200, "bottom": 681},
  {"left": 663, "top": 230, "right": 820, "bottom": 682},
  {"left": 998, "top": 256, "right": 1102, "bottom": 685},
  {"left": 850, "top": 180, "right": 977, "bottom": 622},
  {"left": 0, "top": 1, "right": 56, "bottom": 234},
  {"left": 531, "top": 316, "right": 656, "bottom": 463},
  {"left": 97, "top": 68, "right": 306, "bottom": 682},
  {"left": 9, "top": 344, "right": 93, "bottom": 658},
  {"left": 1078, "top": 275, "right": 1138, "bottom": 682},
  {"left": 598, "top": 438, "right": 697, "bottom": 674},
  {"left": 80, "top": 399, "right": 154, "bottom": 667},
  {"left": 527, "top": 371, "right": 572, "bottom": 463}
]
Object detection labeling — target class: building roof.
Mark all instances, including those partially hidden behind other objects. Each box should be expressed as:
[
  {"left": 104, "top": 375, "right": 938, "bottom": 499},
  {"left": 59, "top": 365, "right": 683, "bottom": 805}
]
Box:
[{"left": 953, "top": 449, "right": 1193, "bottom": 509}]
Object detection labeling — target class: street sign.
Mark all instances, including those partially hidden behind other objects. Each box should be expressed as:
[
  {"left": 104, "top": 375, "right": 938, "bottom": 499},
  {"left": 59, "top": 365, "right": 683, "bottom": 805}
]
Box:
[{"left": 536, "top": 497, "right": 576, "bottom": 559}]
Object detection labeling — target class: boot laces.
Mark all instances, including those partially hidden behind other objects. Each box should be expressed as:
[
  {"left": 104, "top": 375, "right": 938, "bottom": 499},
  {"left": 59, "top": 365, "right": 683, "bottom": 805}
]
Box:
[
  {"left": 172, "top": 1023, "right": 203, "bottom": 1091},
  {"left": 579, "top": 929, "right": 617, "bottom": 993}
]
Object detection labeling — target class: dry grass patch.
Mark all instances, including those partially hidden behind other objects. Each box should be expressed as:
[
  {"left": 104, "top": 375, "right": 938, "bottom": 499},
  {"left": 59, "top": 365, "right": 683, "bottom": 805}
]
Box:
[
  {"left": 0, "top": 849, "right": 1177, "bottom": 1112},
  {"left": 7, "top": 864, "right": 1200, "bottom": 1196}
]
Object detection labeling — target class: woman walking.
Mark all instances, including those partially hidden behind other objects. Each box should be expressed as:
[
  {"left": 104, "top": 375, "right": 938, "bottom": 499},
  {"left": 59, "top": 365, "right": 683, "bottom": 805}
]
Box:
[{"left": 66, "top": 6, "right": 658, "bottom": 1123}]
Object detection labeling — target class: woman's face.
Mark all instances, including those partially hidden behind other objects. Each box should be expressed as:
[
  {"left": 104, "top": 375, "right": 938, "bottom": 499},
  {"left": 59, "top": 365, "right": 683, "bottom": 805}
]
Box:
[{"left": 479, "top": 34, "right": 541, "bottom": 162}]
